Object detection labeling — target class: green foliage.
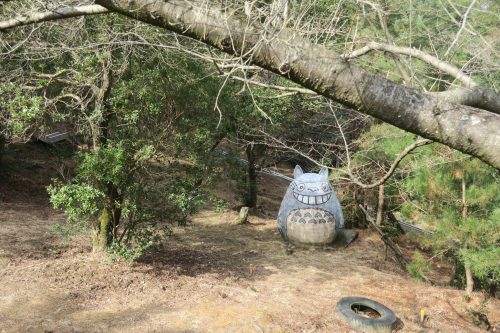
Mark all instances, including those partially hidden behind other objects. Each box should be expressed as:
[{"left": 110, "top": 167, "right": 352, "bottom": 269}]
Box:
[
  {"left": 401, "top": 145, "right": 499, "bottom": 289},
  {"left": 48, "top": 142, "right": 169, "bottom": 256},
  {"left": 108, "top": 224, "right": 166, "bottom": 262},
  {"left": 48, "top": 182, "right": 105, "bottom": 219},
  {"left": 407, "top": 251, "right": 432, "bottom": 282},
  {"left": 0, "top": 83, "right": 48, "bottom": 140},
  {"left": 166, "top": 178, "right": 207, "bottom": 225},
  {"left": 344, "top": 122, "right": 499, "bottom": 290},
  {"left": 210, "top": 196, "right": 229, "bottom": 213}
]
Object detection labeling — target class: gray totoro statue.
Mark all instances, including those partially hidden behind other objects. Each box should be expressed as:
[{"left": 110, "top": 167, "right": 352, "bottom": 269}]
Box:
[{"left": 277, "top": 165, "right": 345, "bottom": 245}]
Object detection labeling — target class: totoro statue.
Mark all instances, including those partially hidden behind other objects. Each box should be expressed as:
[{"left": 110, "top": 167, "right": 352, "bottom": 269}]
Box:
[{"left": 277, "top": 165, "right": 344, "bottom": 246}]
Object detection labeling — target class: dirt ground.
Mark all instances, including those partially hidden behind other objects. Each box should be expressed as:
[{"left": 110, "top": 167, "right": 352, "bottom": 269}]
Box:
[{"left": 0, "top": 144, "right": 498, "bottom": 333}]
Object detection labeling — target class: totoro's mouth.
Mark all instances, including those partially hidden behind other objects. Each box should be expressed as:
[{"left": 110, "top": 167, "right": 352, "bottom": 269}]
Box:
[{"left": 293, "top": 192, "right": 331, "bottom": 205}]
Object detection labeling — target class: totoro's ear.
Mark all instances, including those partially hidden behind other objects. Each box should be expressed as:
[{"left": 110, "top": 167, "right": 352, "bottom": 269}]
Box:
[
  {"left": 293, "top": 165, "right": 304, "bottom": 178},
  {"left": 318, "top": 166, "right": 329, "bottom": 179}
]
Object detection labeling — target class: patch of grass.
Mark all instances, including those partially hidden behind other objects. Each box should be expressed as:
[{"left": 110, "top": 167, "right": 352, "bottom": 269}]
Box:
[{"left": 47, "top": 218, "right": 89, "bottom": 241}]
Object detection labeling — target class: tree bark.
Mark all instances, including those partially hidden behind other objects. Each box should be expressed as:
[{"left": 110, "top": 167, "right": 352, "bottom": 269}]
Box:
[
  {"left": 93, "top": 209, "right": 112, "bottom": 252},
  {"left": 92, "top": 48, "right": 114, "bottom": 149},
  {"left": 375, "top": 184, "right": 384, "bottom": 226},
  {"left": 107, "top": 183, "right": 123, "bottom": 240},
  {"left": 461, "top": 173, "right": 474, "bottom": 296},
  {"left": 0, "top": 135, "right": 4, "bottom": 164},
  {"left": 245, "top": 143, "right": 258, "bottom": 208},
  {"left": 94, "top": 0, "right": 500, "bottom": 170},
  {"left": 464, "top": 262, "right": 474, "bottom": 296}
]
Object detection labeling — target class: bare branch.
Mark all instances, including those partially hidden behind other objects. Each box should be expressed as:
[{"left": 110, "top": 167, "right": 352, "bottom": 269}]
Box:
[
  {"left": 357, "top": 0, "right": 412, "bottom": 85},
  {"left": 230, "top": 76, "right": 317, "bottom": 95},
  {"left": 444, "top": 0, "right": 478, "bottom": 57},
  {"left": 0, "top": 5, "right": 109, "bottom": 31},
  {"left": 344, "top": 139, "right": 433, "bottom": 189},
  {"left": 343, "top": 41, "right": 477, "bottom": 88},
  {"left": 329, "top": 101, "right": 433, "bottom": 189}
]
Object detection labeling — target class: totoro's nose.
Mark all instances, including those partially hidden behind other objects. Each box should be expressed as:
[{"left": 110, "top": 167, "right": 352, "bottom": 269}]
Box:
[{"left": 308, "top": 187, "right": 319, "bottom": 192}]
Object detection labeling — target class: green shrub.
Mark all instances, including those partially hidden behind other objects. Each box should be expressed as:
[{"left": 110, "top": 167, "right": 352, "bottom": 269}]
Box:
[{"left": 407, "top": 251, "right": 432, "bottom": 282}]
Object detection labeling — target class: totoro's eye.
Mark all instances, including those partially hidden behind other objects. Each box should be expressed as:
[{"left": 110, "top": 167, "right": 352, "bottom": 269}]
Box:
[
  {"left": 322, "top": 183, "right": 329, "bottom": 191},
  {"left": 297, "top": 183, "right": 305, "bottom": 191}
]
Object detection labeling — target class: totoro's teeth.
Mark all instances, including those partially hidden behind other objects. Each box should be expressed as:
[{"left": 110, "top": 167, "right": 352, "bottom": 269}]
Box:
[
  {"left": 297, "top": 195, "right": 303, "bottom": 202},
  {"left": 316, "top": 196, "right": 323, "bottom": 204},
  {"left": 323, "top": 195, "right": 329, "bottom": 202},
  {"left": 308, "top": 196, "right": 315, "bottom": 205}
]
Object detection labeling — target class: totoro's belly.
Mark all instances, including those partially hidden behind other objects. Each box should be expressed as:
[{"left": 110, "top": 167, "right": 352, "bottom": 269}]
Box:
[{"left": 286, "top": 208, "right": 336, "bottom": 245}]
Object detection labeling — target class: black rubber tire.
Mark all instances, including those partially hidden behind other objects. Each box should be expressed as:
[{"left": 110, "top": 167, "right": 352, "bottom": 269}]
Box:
[{"left": 336, "top": 296, "right": 397, "bottom": 333}]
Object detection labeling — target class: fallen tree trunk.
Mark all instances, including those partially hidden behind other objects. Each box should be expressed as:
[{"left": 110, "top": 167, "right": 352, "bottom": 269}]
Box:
[
  {"left": 1, "top": 1, "right": 499, "bottom": 168},
  {"left": 94, "top": 0, "right": 500, "bottom": 169}
]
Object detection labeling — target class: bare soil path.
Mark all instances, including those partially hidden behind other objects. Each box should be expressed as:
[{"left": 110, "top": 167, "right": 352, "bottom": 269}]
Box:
[{"left": 0, "top": 144, "right": 498, "bottom": 332}]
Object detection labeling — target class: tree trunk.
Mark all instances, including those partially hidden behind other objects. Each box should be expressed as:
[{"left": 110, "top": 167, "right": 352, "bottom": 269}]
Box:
[
  {"left": 375, "top": 184, "right": 385, "bottom": 225},
  {"left": 464, "top": 262, "right": 474, "bottom": 297},
  {"left": 92, "top": 209, "right": 112, "bottom": 252},
  {"left": 461, "top": 173, "right": 474, "bottom": 296},
  {"left": 245, "top": 144, "right": 258, "bottom": 208},
  {"left": 92, "top": 48, "right": 114, "bottom": 150},
  {"left": 0, "top": 135, "right": 4, "bottom": 164},
  {"left": 107, "top": 183, "right": 123, "bottom": 241},
  {"left": 194, "top": 133, "right": 225, "bottom": 188},
  {"left": 96, "top": 0, "right": 500, "bottom": 169},
  {"left": 461, "top": 174, "right": 468, "bottom": 219}
]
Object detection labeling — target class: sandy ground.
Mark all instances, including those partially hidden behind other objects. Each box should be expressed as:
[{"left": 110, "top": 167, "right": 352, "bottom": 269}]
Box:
[{"left": 0, "top": 144, "right": 498, "bottom": 333}]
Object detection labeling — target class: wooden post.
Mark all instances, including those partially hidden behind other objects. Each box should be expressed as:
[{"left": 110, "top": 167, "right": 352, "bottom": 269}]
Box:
[{"left": 238, "top": 206, "right": 249, "bottom": 224}]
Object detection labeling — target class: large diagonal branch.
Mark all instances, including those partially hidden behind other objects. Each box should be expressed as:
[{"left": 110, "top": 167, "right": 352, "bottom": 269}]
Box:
[
  {"left": 0, "top": 4, "right": 108, "bottom": 30},
  {"left": 432, "top": 87, "right": 500, "bottom": 115},
  {"left": 92, "top": 0, "right": 499, "bottom": 169},
  {"left": 2, "top": 1, "right": 499, "bottom": 169}
]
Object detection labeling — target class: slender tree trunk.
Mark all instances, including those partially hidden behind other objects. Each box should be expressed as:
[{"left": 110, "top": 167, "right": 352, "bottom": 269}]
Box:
[
  {"left": 464, "top": 263, "right": 474, "bottom": 296},
  {"left": 107, "top": 183, "right": 123, "bottom": 241},
  {"left": 0, "top": 136, "right": 4, "bottom": 164},
  {"left": 245, "top": 143, "right": 258, "bottom": 208},
  {"left": 461, "top": 172, "right": 474, "bottom": 296},
  {"left": 92, "top": 48, "right": 114, "bottom": 150},
  {"left": 194, "top": 134, "right": 225, "bottom": 188},
  {"left": 461, "top": 174, "right": 468, "bottom": 219},
  {"left": 375, "top": 184, "right": 385, "bottom": 225},
  {"left": 91, "top": 45, "right": 120, "bottom": 249}
]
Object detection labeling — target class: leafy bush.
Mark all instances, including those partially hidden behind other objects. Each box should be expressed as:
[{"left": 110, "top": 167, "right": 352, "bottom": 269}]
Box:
[
  {"left": 407, "top": 251, "right": 432, "bottom": 282},
  {"left": 210, "top": 196, "right": 229, "bottom": 213}
]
